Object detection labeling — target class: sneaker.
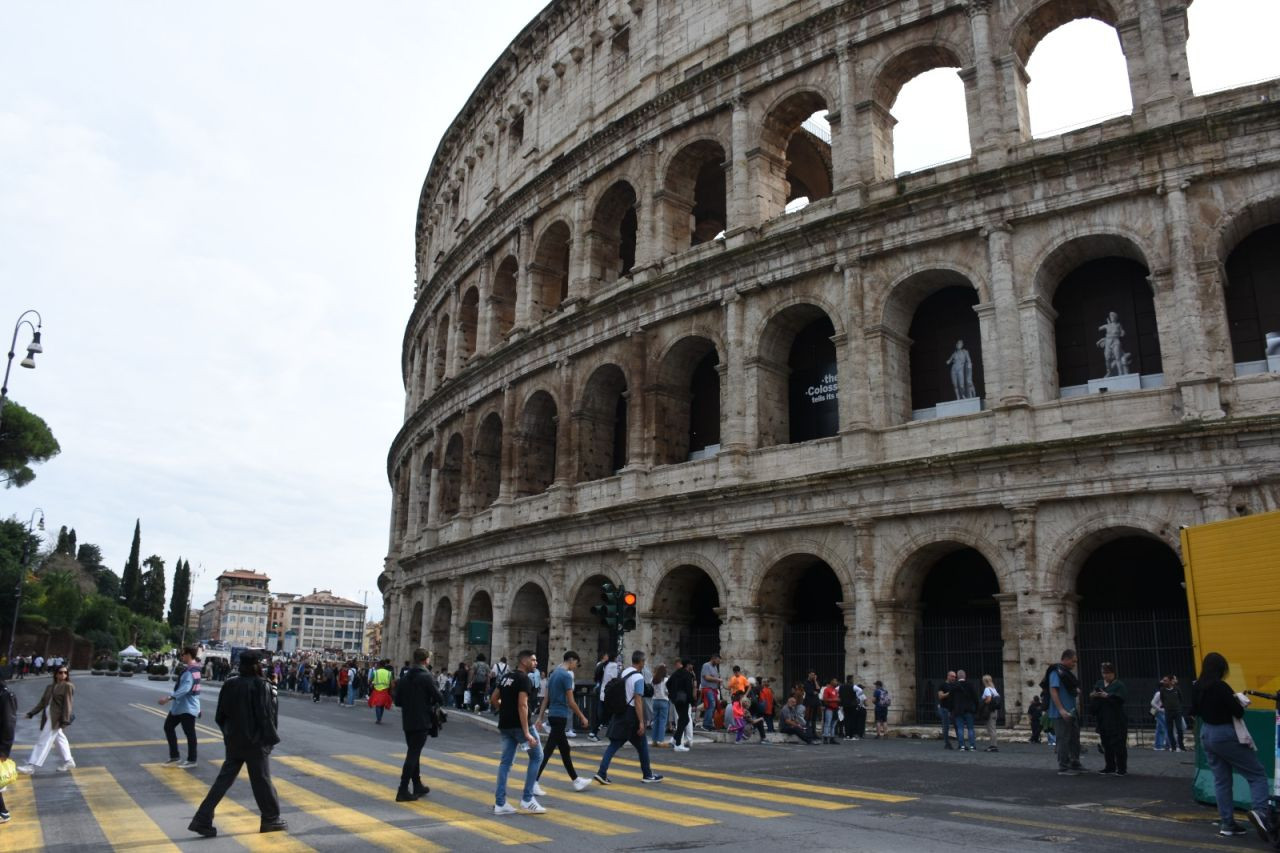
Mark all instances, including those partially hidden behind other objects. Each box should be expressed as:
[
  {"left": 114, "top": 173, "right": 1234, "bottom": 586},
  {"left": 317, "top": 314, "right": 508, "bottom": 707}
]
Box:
[
  {"left": 587, "top": 733, "right": 599, "bottom": 742},
  {"left": 17, "top": 764, "right": 35, "bottom": 775},
  {"left": 493, "top": 802, "right": 517, "bottom": 816},
  {"left": 188, "top": 819, "right": 217, "bottom": 837},
  {"left": 673, "top": 745, "right": 690, "bottom": 752},
  {"left": 259, "top": 817, "right": 288, "bottom": 833},
  {"left": 57, "top": 760, "right": 75, "bottom": 772},
  {"left": 642, "top": 775, "right": 664, "bottom": 784},
  {"left": 0, "top": 812, "right": 11, "bottom": 824},
  {"left": 1219, "top": 821, "right": 1248, "bottom": 837},
  {"left": 176, "top": 760, "right": 197, "bottom": 769},
  {"left": 530, "top": 782, "right": 546, "bottom": 797},
  {"left": 593, "top": 773, "right": 611, "bottom": 785},
  {"left": 519, "top": 798, "right": 546, "bottom": 814},
  {"left": 566, "top": 731, "right": 577, "bottom": 738},
  {"left": 163, "top": 757, "right": 181, "bottom": 765},
  {"left": 572, "top": 776, "right": 593, "bottom": 792},
  {"left": 1248, "top": 809, "right": 1276, "bottom": 843}
]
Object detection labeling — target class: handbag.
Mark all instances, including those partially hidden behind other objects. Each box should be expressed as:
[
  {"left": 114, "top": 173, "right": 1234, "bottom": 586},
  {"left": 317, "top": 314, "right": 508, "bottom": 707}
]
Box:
[
  {"left": 1232, "top": 716, "right": 1255, "bottom": 749},
  {"left": 0, "top": 757, "right": 16, "bottom": 791}
]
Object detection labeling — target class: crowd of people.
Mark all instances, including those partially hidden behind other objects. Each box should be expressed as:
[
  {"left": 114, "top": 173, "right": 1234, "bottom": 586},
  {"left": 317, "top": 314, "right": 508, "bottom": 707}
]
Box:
[{"left": 1, "top": 655, "right": 68, "bottom": 679}]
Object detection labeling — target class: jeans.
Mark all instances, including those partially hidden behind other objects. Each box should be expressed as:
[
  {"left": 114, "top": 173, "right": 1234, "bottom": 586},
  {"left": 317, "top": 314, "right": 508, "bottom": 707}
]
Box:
[
  {"left": 347, "top": 684, "right": 358, "bottom": 706},
  {"left": 164, "top": 713, "right": 198, "bottom": 761},
  {"left": 401, "top": 730, "right": 428, "bottom": 786},
  {"left": 1153, "top": 710, "right": 1167, "bottom": 749},
  {"left": 495, "top": 728, "right": 542, "bottom": 806},
  {"left": 1054, "top": 712, "right": 1082, "bottom": 769},
  {"left": 822, "top": 708, "right": 837, "bottom": 739},
  {"left": 195, "top": 747, "right": 279, "bottom": 823},
  {"left": 954, "top": 712, "right": 976, "bottom": 749},
  {"left": 650, "top": 699, "right": 670, "bottom": 743},
  {"left": 538, "top": 716, "right": 579, "bottom": 780},
  {"left": 1169, "top": 713, "right": 1186, "bottom": 751},
  {"left": 597, "top": 711, "right": 653, "bottom": 779},
  {"left": 1201, "top": 721, "right": 1272, "bottom": 826},
  {"left": 701, "top": 688, "right": 717, "bottom": 729},
  {"left": 938, "top": 707, "right": 952, "bottom": 744},
  {"left": 375, "top": 705, "right": 385, "bottom": 723}
]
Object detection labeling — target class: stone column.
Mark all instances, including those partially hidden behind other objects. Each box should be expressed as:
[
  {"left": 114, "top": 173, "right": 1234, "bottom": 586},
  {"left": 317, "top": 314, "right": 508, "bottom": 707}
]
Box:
[
  {"left": 635, "top": 141, "right": 660, "bottom": 269},
  {"left": 545, "top": 560, "right": 572, "bottom": 658},
  {"left": 994, "top": 591, "right": 1022, "bottom": 723},
  {"left": 982, "top": 223, "right": 1028, "bottom": 407},
  {"left": 1135, "top": 0, "right": 1180, "bottom": 124},
  {"left": 515, "top": 218, "right": 534, "bottom": 330},
  {"left": 494, "top": 385, "right": 518, "bottom": 524},
  {"left": 406, "top": 446, "right": 425, "bottom": 541},
  {"left": 720, "top": 292, "right": 749, "bottom": 452},
  {"left": 1195, "top": 486, "right": 1233, "bottom": 524},
  {"left": 873, "top": 599, "right": 919, "bottom": 724},
  {"left": 489, "top": 575, "right": 510, "bottom": 664},
  {"left": 1163, "top": 181, "right": 1225, "bottom": 418},
  {"left": 840, "top": 601, "right": 859, "bottom": 680},
  {"left": 727, "top": 94, "right": 753, "bottom": 235},
  {"left": 624, "top": 330, "right": 649, "bottom": 470},
  {"left": 568, "top": 183, "right": 589, "bottom": 304},
  {"left": 964, "top": 0, "right": 1011, "bottom": 160},
  {"left": 831, "top": 42, "right": 863, "bottom": 196},
  {"left": 839, "top": 260, "right": 872, "bottom": 432},
  {"left": 426, "top": 456, "right": 441, "bottom": 529},
  {"left": 1018, "top": 295, "right": 1057, "bottom": 404},
  {"left": 477, "top": 254, "right": 494, "bottom": 355},
  {"left": 849, "top": 520, "right": 878, "bottom": 677}
]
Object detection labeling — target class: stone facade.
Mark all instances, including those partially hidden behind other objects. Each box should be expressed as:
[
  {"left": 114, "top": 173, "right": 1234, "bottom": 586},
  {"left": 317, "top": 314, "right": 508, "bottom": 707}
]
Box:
[{"left": 382, "top": 0, "right": 1280, "bottom": 723}]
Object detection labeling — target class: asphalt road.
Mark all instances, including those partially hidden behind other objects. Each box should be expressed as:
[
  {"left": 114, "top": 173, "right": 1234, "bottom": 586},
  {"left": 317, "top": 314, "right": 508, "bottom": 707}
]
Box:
[{"left": 0, "top": 672, "right": 1249, "bottom": 852}]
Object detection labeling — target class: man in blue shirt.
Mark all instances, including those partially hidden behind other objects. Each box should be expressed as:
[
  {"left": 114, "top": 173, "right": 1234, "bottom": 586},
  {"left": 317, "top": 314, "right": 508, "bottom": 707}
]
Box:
[
  {"left": 1048, "top": 649, "right": 1083, "bottom": 775},
  {"left": 535, "top": 651, "right": 592, "bottom": 791},
  {"left": 159, "top": 647, "right": 202, "bottom": 768}
]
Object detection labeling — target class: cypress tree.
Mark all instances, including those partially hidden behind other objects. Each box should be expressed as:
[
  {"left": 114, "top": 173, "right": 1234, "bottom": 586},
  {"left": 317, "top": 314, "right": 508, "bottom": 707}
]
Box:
[
  {"left": 55, "top": 525, "right": 70, "bottom": 554},
  {"left": 168, "top": 556, "right": 190, "bottom": 628},
  {"left": 67, "top": 528, "right": 77, "bottom": 558},
  {"left": 121, "top": 519, "right": 142, "bottom": 607},
  {"left": 142, "top": 555, "right": 166, "bottom": 622}
]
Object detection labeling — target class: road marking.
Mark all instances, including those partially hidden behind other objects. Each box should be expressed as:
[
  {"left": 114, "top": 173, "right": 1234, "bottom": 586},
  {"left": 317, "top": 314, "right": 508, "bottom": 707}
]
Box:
[
  {"left": 340, "top": 754, "right": 633, "bottom": 836},
  {"left": 416, "top": 753, "right": 717, "bottom": 827},
  {"left": 143, "top": 762, "right": 315, "bottom": 852},
  {"left": 129, "top": 702, "right": 221, "bottom": 737},
  {"left": 278, "top": 755, "right": 548, "bottom": 846},
  {"left": 949, "top": 810, "right": 1231, "bottom": 850},
  {"left": 19, "top": 739, "right": 170, "bottom": 749},
  {"left": 74, "top": 765, "right": 181, "bottom": 852},
  {"left": 2, "top": 773, "right": 44, "bottom": 852},
  {"left": 270, "top": 773, "right": 448, "bottom": 852},
  {"left": 447, "top": 751, "right": 791, "bottom": 820},
  {"left": 608, "top": 754, "right": 917, "bottom": 803}
]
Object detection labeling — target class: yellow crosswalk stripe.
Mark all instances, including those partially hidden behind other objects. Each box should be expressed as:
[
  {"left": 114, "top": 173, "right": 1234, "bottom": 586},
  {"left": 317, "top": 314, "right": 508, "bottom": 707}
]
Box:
[
  {"left": 143, "top": 762, "right": 315, "bottom": 852},
  {"left": 270, "top": 773, "right": 448, "bottom": 852},
  {"left": 130, "top": 703, "right": 222, "bottom": 738},
  {"left": 610, "top": 754, "right": 917, "bottom": 803},
  {"left": 36, "top": 739, "right": 169, "bottom": 750},
  {"left": 414, "top": 753, "right": 716, "bottom": 828},
  {"left": 74, "top": 766, "right": 181, "bottom": 852},
  {"left": 2, "top": 773, "right": 44, "bottom": 852},
  {"left": 278, "top": 755, "right": 549, "bottom": 846},
  {"left": 340, "top": 754, "right": 633, "bottom": 836},
  {"left": 447, "top": 751, "right": 790, "bottom": 820}
]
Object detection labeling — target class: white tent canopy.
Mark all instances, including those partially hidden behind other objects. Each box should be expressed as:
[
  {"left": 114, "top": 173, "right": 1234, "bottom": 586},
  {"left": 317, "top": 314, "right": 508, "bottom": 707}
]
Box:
[{"left": 118, "top": 645, "right": 143, "bottom": 657}]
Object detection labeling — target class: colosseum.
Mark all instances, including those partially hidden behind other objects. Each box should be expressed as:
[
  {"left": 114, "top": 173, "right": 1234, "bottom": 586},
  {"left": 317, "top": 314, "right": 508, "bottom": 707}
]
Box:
[{"left": 381, "top": 0, "right": 1280, "bottom": 724}]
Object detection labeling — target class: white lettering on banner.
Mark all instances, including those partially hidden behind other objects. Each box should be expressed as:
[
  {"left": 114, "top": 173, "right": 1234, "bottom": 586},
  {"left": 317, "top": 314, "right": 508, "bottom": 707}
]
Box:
[{"left": 805, "top": 374, "right": 838, "bottom": 404}]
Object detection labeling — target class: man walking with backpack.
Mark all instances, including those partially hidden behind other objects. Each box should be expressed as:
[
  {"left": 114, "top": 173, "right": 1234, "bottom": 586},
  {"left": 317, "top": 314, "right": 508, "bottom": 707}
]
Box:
[
  {"left": 1047, "top": 649, "right": 1085, "bottom": 775},
  {"left": 594, "top": 650, "right": 664, "bottom": 785}
]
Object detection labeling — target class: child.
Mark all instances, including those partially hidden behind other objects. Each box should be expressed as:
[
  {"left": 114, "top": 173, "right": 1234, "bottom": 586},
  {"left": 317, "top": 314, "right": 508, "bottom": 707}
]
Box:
[{"left": 727, "top": 692, "right": 749, "bottom": 743}]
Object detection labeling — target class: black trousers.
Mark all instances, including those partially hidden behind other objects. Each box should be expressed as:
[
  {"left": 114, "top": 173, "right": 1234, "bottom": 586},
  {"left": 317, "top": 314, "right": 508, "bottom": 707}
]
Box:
[
  {"left": 401, "top": 729, "right": 428, "bottom": 786},
  {"left": 164, "top": 713, "right": 197, "bottom": 761},
  {"left": 673, "top": 701, "right": 691, "bottom": 746},
  {"left": 537, "top": 716, "right": 578, "bottom": 780},
  {"left": 1100, "top": 724, "right": 1128, "bottom": 773},
  {"left": 195, "top": 747, "right": 279, "bottom": 822},
  {"left": 1030, "top": 718, "right": 1042, "bottom": 742}
]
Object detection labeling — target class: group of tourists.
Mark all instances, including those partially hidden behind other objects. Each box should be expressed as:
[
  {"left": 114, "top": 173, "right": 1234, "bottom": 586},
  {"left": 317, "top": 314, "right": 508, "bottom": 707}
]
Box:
[{"left": 2, "top": 655, "right": 66, "bottom": 679}]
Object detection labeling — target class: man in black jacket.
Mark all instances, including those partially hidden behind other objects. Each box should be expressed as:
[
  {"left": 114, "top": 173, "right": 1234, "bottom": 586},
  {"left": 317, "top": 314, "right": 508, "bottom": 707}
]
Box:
[
  {"left": 189, "top": 652, "right": 284, "bottom": 837},
  {"left": 396, "top": 647, "right": 444, "bottom": 802},
  {"left": 947, "top": 669, "right": 979, "bottom": 751}
]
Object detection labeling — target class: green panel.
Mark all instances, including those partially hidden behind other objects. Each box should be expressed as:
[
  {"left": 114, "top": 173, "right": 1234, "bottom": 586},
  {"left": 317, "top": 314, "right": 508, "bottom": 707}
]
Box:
[
  {"left": 467, "top": 620, "right": 492, "bottom": 645},
  {"left": 1192, "top": 710, "right": 1277, "bottom": 809}
]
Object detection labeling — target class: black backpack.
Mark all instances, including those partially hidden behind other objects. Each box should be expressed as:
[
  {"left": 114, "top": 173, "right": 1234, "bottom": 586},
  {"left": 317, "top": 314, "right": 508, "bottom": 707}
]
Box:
[{"left": 603, "top": 670, "right": 634, "bottom": 716}]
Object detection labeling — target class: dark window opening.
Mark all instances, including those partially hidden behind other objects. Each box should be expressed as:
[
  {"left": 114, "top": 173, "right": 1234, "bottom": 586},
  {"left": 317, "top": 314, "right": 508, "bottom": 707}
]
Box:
[
  {"left": 788, "top": 317, "right": 838, "bottom": 443},
  {"left": 689, "top": 350, "right": 721, "bottom": 453},
  {"left": 1224, "top": 224, "right": 1280, "bottom": 363},
  {"left": 611, "top": 394, "right": 628, "bottom": 473},
  {"left": 509, "top": 115, "right": 524, "bottom": 152},
  {"left": 909, "top": 286, "right": 984, "bottom": 409},
  {"left": 691, "top": 160, "right": 727, "bottom": 246},
  {"left": 1053, "top": 257, "right": 1161, "bottom": 388},
  {"left": 619, "top": 205, "right": 637, "bottom": 275}
]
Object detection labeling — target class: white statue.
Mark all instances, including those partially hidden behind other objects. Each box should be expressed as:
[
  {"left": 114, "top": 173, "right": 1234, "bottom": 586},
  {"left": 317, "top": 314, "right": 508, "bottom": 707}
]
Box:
[
  {"left": 945, "top": 339, "right": 976, "bottom": 400},
  {"left": 1096, "top": 311, "right": 1131, "bottom": 377}
]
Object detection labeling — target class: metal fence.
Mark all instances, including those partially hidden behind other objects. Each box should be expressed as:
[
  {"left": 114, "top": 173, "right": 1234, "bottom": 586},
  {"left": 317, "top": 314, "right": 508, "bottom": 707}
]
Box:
[
  {"left": 678, "top": 625, "right": 722, "bottom": 670},
  {"left": 1075, "top": 608, "right": 1194, "bottom": 731},
  {"left": 914, "top": 611, "right": 1004, "bottom": 724},
  {"left": 782, "top": 623, "right": 847, "bottom": 691}
]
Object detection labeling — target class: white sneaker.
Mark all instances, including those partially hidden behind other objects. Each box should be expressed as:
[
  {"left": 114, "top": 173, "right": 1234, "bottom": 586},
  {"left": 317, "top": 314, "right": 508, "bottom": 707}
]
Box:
[
  {"left": 16, "top": 764, "right": 35, "bottom": 775},
  {"left": 493, "top": 802, "right": 517, "bottom": 816},
  {"left": 566, "top": 730, "right": 577, "bottom": 738},
  {"left": 57, "top": 760, "right": 75, "bottom": 772},
  {"left": 673, "top": 745, "right": 690, "bottom": 753},
  {"left": 531, "top": 782, "right": 546, "bottom": 796},
  {"left": 519, "top": 798, "right": 546, "bottom": 814},
  {"left": 176, "top": 760, "right": 197, "bottom": 769},
  {"left": 572, "top": 776, "right": 592, "bottom": 792}
]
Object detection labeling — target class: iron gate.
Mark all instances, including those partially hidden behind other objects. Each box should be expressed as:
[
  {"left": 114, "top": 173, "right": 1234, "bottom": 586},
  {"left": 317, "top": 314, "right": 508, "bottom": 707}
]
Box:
[
  {"left": 782, "top": 623, "right": 847, "bottom": 691},
  {"left": 1075, "top": 608, "right": 1194, "bottom": 728},
  {"left": 914, "top": 611, "right": 1004, "bottom": 724},
  {"left": 678, "top": 625, "right": 721, "bottom": 669}
]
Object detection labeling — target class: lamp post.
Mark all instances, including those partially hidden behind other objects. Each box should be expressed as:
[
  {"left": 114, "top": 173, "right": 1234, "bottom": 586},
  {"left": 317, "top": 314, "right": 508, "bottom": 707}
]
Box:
[
  {"left": 0, "top": 309, "right": 45, "bottom": 427},
  {"left": 356, "top": 589, "right": 373, "bottom": 656},
  {"left": 6, "top": 507, "right": 46, "bottom": 666},
  {"left": 178, "top": 564, "right": 204, "bottom": 651}
]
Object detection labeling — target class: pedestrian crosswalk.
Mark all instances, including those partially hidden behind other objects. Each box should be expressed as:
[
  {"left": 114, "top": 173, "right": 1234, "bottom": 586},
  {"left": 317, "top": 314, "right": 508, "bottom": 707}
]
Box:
[{"left": 0, "top": 745, "right": 917, "bottom": 851}]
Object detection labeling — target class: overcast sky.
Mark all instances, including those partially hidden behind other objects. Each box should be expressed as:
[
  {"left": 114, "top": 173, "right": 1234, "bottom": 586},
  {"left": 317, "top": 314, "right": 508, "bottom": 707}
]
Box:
[{"left": 1, "top": 1, "right": 1276, "bottom": 623}]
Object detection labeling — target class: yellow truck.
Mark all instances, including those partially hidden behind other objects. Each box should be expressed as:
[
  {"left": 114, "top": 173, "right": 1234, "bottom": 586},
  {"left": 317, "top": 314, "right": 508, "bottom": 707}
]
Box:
[{"left": 1181, "top": 510, "right": 1280, "bottom": 804}]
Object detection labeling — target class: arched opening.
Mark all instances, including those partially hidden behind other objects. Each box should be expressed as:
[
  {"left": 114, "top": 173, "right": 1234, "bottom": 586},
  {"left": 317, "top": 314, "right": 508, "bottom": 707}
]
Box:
[
  {"left": 1187, "top": 0, "right": 1280, "bottom": 96},
  {"left": 577, "top": 364, "right": 629, "bottom": 481},
  {"left": 757, "top": 557, "right": 845, "bottom": 691},
  {"left": 430, "top": 598, "right": 452, "bottom": 666},
  {"left": 1074, "top": 536, "right": 1192, "bottom": 726},
  {"left": 433, "top": 314, "right": 450, "bottom": 384},
  {"left": 761, "top": 91, "right": 832, "bottom": 218},
  {"left": 662, "top": 140, "right": 727, "bottom": 253},
  {"left": 531, "top": 221, "right": 571, "bottom": 321},
  {"left": 465, "top": 591, "right": 493, "bottom": 663},
  {"left": 1224, "top": 223, "right": 1280, "bottom": 372},
  {"left": 570, "top": 574, "right": 618, "bottom": 660},
  {"left": 438, "top": 433, "right": 464, "bottom": 518},
  {"left": 459, "top": 287, "right": 479, "bottom": 360},
  {"left": 589, "top": 181, "right": 638, "bottom": 288},
  {"left": 417, "top": 452, "right": 434, "bottom": 529},
  {"left": 492, "top": 256, "right": 518, "bottom": 340},
  {"left": 473, "top": 413, "right": 503, "bottom": 509},
  {"left": 909, "top": 285, "right": 985, "bottom": 417},
  {"left": 409, "top": 600, "right": 424, "bottom": 647},
  {"left": 757, "top": 305, "right": 838, "bottom": 447},
  {"left": 515, "top": 391, "right": 558, "bottom": 497},
  {"left": 891, "top": 66, "right": 971, "bottom": 175},
  {"left": 509, "top": 583, "right": 551, "bottom": 667},
  {"left": 651, "top": 565, "right": 722, "bottom": 666},
  {"left": 1025, "top": 18, "right": 1132, "bottom": 138},
  {"left": 653, "top": 336, "right": 722, "bottom": 465},
  {"left": 912, "top": 548, "right": 1002, "bottom": 723},
  {"left": 1052, "top": 257, "right": 1162, "bottom": 395}
]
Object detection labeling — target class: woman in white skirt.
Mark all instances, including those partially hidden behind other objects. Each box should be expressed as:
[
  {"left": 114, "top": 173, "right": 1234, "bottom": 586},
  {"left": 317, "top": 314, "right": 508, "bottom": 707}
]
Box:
[{"left": 18, "top": 665, "right": 75, "bottom": 774}]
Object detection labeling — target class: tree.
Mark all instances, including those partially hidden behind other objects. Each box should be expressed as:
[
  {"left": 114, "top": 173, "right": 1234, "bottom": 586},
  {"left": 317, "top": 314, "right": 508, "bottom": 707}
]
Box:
[
  {"left": 0, "top": 400, "right": 60, "bottom": 488},
  {"left": 120, "top": 520, "right": 142, "bottom": 608},
  {"left": 41, "top": 570, "right": 83, "bottom": 630},
  {"left": 67, "top": 527, "right": 76, "bottom": 558},
  {"left": 93, "top": 568, "right": 121, "bottom": 599},
  {"left": 0, "top": 517, "right": 42, "bottom": 642},
  {"left": 76, "top": 542, "right": 105, "bottom": 571},
  {"left": 167, "top": 556, "right": 190, "bottom": 628},
  {"left": 141, "top": 554, "right": 166, "bottom": 622},
  {"left": 55, "top": 525, "right": 71, "bottom": 554}
]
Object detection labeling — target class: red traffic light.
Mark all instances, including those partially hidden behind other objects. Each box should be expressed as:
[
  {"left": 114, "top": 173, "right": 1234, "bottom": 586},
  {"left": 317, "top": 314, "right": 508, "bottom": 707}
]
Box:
[{"left": 622, "top": 592, "right": 637, "bottom": 606}]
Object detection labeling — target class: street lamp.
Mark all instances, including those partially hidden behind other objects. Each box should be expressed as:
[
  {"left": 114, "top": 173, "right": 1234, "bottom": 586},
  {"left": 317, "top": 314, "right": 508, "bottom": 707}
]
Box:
[
  {"left": 178, "top": 564, "right": 205, "bottom": 650},
  {"left": 6, "top": 507, "right": 46, "bottom": 665},
  {"left": 0, "top": 309, "right": 45, "bottom": 426}
]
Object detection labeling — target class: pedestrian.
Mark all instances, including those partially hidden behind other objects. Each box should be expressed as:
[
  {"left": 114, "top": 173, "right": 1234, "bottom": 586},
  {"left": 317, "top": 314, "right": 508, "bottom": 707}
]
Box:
[
  {"left": 1047, "top": 649, "right": 1084, "bottom": 775},
  {"left": 1190, "top": 651, "right": 1276, "bottom": 842},
  {"left": 759, "top": 678, "right": 776, "bottom": 733},
  {"left": 395, "top": 647, "right": 443, "bottom": 802},
  {"left": 159, "top": 646, "right": 201, "bottom": 768},
  {"left": 949, "top": 670, "right": 978, "bottom": 751},
  {"left": 1028, "top": 695, "right": 1044, "bottom": 743},
  {"left": 369, "top": 659, "right": 395, "bottom": 724},
  {"left": 594, "top": 654, "right": 621, "bottom": 739},
  {"left": 801, "top": 671, "right": 821, "bottom": 740},
  {"left": 594, "top": 650, "right": 663, "bottom": 785},
  {"left": 1150, "top": 681, "right": 1168, "bottom": 750},
  {"left": 452, "top": 662, "right": 469, "bottom": 710},
  {"left": 535, "top": 650, "right": 593, "bottom": 791},
  {"left": 979, "top": 674, "right": 1001, "bottom": 752},
  {"left": 699, "top": 654, "right": 722, "bottom": 730},
  {"left": 470, "top": 654, "right": 490, "bottom": 713},
  {"left": 667, "top": 657, "right": 695, "bottom": 752},
  {"left": 727, "top": 665, "right": 748, "bottom": 696},
  {"left": 337, "top": 662, "right": 351, "bottom": 706},
  {"left": 17, "top": 664, "right": 75, "bottom": 774},
  {"left": 491, "top": 657, "right": 510, "bottom": 717},
  {"left": 587, "top": 652, "right": 609, "bottom": 740},
  {"left": 0, "top": 671, "right": 16, "bottom": 823},
  {"left": 820, "top": 678, "right": 840, "bottom": 744},
  {"left": 1089, "top": 662, "right": 1127, "bottom": 775},
  {"left": 872, "top": 680, "right": 890, "bottom": 738},
  {"left": 188, "top": 652, "right": 285, "bottom": 838},
  {"left": 1160, "top": 675, "right": 1186, "bottom": 752},
  {"left": 492, "top": 649, "right": 546, "bottom": 815},
  {"left": 937, "top": 671, "right": 957, "bottom": 749},
  {"left": 779, "top": 695, "right": 817, "bottom": 744},
  {"left": 345, "top": 660, "right": 359, "bottom": 707},
  {"left": 648, "top": 664, "right": 672, "bottom": 747}
]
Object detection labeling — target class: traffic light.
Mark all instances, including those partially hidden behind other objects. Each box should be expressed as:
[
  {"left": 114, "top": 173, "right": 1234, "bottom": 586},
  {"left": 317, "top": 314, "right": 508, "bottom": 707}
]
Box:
[
  {"left": 591, "top": 582, "right": 621, "bottom": 629},
  {"left": 621, "top": 590, "right": 637, "bottom": 631}
]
